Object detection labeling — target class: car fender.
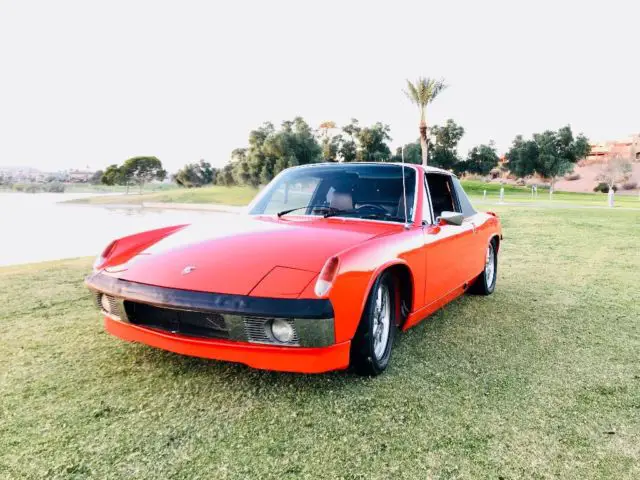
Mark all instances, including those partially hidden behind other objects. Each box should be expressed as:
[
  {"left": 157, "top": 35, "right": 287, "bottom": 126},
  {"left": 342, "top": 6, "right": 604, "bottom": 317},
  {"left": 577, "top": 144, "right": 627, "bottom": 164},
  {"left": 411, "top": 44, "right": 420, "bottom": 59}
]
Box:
[
  {"left": 323, "top": 228, "right": 424, "bottom": 343},
  {"left": 97, "top": 224, "right": 188, "bottom": 271},
  {"left": 363, "top": 258, "right": 413, "bottom": 321}
]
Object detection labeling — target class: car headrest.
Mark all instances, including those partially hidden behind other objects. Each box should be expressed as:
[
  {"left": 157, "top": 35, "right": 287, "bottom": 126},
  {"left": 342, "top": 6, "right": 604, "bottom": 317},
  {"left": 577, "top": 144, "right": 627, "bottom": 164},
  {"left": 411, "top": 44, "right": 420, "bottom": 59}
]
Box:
[{"left": 330, "top": 191, "right": 353, "bottom": 211}]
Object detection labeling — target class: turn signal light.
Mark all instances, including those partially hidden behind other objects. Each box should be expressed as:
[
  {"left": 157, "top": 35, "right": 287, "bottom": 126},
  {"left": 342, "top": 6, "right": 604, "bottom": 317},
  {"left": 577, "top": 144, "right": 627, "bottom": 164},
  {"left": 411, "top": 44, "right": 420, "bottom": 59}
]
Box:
[{"left": 314, "top": 257, "right": 339, "bottom": 297}]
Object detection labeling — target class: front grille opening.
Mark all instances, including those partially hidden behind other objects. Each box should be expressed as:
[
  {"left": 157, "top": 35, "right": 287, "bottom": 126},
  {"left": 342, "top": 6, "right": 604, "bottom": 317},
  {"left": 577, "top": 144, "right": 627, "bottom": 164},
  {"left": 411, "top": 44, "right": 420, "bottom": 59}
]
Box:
[
  {"left": 93, "top": 291, "right": 102, "bottom": 309},
  {"left": 123, "top": 301, "right": 230, "bottom": 340},
  {"left": 244, "top": 317, "right": 300, "bottom": 346},
  {"left": 95, "top": 293, "right": 122, "bottom": 319}
]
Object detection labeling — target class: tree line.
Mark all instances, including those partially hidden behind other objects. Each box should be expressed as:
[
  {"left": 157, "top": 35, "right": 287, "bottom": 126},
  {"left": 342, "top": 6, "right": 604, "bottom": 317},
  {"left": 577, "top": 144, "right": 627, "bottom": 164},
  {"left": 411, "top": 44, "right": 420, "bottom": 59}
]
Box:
[
  {"left": 86, "top": 77, "right": 593, "bottom": 192},
  {"left": 3, "top": 76, "right": 594, "bottom": 193},
  {"left": 174, "top": 116, "right": 511, "bottom": 188},
  {"left": 173, "top": 117, "right": 590, "bottom": 189},
  {"left": 97, "top": 156, "right": 167, "bottom": 193},
  {"left": 505, "top": 126, "right": 590, "bottom": 191},
  {"left": 85, "top": 118, "right": 592, "bottom": 193}
]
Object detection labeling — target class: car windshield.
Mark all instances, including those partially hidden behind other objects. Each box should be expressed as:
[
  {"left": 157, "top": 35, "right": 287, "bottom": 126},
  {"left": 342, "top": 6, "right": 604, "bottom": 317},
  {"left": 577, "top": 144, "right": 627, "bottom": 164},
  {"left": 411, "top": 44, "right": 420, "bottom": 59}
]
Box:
[{"left": 248, "top": 164, "right": 417, "bottom": 223}]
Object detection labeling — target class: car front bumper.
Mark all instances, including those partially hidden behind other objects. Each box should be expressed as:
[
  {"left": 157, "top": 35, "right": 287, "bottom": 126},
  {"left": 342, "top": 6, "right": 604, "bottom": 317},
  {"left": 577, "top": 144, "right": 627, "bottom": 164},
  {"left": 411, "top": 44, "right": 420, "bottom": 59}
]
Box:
[
  {"left": 104, "top": 316, "right": 350, "bottom": 373},
  {"left": 86, "top": 272, "right": 349, "bottom": 373}
]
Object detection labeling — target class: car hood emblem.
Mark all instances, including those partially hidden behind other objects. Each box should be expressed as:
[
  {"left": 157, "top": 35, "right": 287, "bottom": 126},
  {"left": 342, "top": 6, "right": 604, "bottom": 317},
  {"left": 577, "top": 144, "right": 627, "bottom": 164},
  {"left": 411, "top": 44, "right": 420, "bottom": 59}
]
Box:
[{"left": 181, "top": 265, "right": 196, "bottom": 275}]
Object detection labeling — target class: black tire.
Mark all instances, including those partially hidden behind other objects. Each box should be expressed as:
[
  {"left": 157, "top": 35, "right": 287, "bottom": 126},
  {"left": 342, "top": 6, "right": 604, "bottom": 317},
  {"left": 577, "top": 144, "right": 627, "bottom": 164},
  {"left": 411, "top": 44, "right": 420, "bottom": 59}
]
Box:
[
  {"left": 350, "top": 271, "right": 397, "bottom": 376},
  {"left": 469, "top": 238, "right": 498, "bottom": 295}
]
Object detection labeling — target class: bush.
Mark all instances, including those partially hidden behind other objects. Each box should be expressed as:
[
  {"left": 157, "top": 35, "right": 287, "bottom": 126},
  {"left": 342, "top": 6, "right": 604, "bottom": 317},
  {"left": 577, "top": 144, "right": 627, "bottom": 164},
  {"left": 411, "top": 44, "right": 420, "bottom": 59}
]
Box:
[
  {"left": 42, "top": 183, "right": 65, "bottom": 193},
  {"left": 13, "top": 184, "right": 41, "bottom": 193},
  {"left": 9, "top": 183, "right": 66, "bottom": 193},
  {"left": 593, "top": 182, "right": 618, "bottom": 193},
  {"left": 564, "top": 173, "right": 580, "bottom": 181},
  {"left": 461, "top": 174, "right": 486, "bottom": 182},
  {"left": 621, "top": 181, "right": 637, "bottom": 190},
  {"left": 489, "top": 168, "right": 501, "bottom": 179}
]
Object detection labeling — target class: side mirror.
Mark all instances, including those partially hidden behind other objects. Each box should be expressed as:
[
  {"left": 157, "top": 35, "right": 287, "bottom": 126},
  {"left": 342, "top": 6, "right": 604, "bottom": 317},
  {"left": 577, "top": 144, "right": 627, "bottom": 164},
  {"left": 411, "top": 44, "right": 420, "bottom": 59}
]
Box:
[{"left": 437, "top": 211, "right": 464, "bottom": 226}]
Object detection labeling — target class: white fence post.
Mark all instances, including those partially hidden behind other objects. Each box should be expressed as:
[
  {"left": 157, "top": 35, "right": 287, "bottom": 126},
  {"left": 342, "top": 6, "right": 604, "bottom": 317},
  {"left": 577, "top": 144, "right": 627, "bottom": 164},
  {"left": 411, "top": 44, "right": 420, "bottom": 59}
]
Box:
[
  {"left": 608, "top": 187, "right": 614, "bottom": 207},
  {"left": 499, "top": 186, "right": 504, "bottom": 203},
  {"left": 483, "top": 189, "right": 487, "bottom": 201}
]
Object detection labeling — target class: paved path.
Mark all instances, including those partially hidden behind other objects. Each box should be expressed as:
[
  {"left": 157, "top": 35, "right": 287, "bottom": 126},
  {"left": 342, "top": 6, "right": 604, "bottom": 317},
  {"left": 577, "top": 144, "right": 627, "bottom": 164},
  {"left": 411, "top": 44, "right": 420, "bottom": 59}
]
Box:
[{"left": 473, "top": 200, "right": 640, "bottom": 211}]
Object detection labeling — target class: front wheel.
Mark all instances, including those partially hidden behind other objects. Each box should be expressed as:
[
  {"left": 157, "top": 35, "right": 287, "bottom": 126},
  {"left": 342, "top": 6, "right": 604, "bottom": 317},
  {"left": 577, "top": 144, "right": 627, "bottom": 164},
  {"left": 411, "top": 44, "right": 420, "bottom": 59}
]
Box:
[
  {"left": 469, "top": 239, "right": 498, "bottom": 295},
  {"left": 350, "top": 272, "right": 397, "bottom": 376}
]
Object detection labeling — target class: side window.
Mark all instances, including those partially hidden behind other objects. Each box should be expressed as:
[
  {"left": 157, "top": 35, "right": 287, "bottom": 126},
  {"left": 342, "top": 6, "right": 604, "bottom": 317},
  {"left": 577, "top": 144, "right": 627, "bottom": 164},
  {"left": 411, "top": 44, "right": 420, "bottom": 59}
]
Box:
[
  {"left": 426, "top": 173, "right": 459, "bottom": 219},
  {"left": 452, "top": 177, "right": 476, "bottom": 217},
  {"left": 422, "top": 176, "right": 433, "bottom": 224}
]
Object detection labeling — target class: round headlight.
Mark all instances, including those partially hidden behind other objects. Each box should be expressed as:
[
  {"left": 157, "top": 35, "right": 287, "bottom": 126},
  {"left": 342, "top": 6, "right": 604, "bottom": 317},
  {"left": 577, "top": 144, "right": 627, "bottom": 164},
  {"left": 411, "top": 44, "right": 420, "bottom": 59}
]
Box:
[
  {"left": 100, "top": 294, "right": 112, "bottom": 314},
  {"left": 270, "top": 319, "right": 294, "bottom": 343}
]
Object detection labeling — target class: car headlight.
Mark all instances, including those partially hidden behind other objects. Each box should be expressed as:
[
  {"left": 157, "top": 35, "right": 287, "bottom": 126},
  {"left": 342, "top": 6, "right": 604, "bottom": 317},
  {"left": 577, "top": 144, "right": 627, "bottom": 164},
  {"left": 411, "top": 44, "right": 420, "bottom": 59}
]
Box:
[{"left": 270, "top": 319, "right": 295, "bottom": 343}]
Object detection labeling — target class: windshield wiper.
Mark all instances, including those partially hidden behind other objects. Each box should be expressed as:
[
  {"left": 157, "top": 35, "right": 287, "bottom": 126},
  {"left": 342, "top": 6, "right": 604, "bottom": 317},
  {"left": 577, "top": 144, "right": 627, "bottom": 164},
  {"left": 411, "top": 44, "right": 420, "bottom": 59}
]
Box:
[
  {"left": 278, "top": 206, "right": 397, "bottom": 221},
  {"left": 277, "top": 205, "right": 332, "bottom": 217},
  {"left": 323, "top": 208, "right": 357, "bottom": 219},
  {"left": 323, "top": 210, "right": 404, "bottom": 222}
]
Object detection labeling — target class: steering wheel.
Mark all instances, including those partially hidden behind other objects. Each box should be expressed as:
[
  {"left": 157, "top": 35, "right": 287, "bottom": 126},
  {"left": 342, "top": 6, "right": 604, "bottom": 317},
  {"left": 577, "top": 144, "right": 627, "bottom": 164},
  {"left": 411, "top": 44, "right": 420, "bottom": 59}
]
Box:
[{"left": 355, "top": 204, "right": 389, "bottom": 216}]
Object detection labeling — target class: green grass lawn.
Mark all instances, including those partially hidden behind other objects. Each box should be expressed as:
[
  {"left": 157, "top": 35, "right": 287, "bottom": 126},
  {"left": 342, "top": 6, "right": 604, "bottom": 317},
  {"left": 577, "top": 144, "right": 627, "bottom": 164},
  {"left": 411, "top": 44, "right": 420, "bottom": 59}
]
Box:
[
  {"left": 64, "top": 185, "right": 258, "bottom": 206},
  {"left": 63, "top": 184, "right": 178, "bottom": 194},
  {"left": 469, "top": 192, "right": 640, "bottom": 209},
  {"left": 1, "top": 207, "right": 639, "bottom": 479},
  {"left": 462, "top": 180, "right": 640, "bottom": 208}
]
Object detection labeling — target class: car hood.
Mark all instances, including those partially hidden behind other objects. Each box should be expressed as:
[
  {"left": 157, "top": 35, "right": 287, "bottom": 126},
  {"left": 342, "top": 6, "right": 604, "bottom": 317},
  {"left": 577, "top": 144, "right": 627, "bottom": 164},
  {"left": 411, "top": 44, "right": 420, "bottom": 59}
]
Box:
[{"left": 113, "top": 215, "right": 399, "bottom": 296}]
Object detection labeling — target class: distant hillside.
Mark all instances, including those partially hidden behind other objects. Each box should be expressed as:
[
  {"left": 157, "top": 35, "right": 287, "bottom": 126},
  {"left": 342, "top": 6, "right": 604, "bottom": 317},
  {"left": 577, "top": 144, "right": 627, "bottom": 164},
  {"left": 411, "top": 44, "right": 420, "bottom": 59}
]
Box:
[
  {"left": 554, "top": 160, "right": 640, "bottom": 193},
  {"left": 0, "top": 166, "right": 42, "bottom": 173}
]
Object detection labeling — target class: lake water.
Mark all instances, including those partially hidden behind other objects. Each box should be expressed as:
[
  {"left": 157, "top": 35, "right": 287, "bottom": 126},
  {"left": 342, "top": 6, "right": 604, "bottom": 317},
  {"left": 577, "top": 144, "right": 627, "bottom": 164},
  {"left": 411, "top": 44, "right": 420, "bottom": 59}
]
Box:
[{"left": 0, "top": 193, "right": 234, "bottom": 267}]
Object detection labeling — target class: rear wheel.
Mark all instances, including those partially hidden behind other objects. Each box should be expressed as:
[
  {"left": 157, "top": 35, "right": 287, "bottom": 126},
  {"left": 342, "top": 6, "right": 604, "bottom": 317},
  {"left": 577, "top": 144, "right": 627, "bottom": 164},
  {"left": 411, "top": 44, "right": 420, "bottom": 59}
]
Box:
[
  {"left": 350, "top": 272, "right": 397, "bottom": 376},
  {"left": 469, "top": 239, "right": 498, "bottom": 295}
]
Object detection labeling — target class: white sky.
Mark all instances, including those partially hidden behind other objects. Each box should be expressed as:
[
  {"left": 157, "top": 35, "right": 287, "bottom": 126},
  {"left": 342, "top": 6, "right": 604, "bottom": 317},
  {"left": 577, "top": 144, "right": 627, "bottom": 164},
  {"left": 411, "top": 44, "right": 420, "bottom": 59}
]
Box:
[{"left": 1, "top": 0, "right": 638, "bottom": 173}]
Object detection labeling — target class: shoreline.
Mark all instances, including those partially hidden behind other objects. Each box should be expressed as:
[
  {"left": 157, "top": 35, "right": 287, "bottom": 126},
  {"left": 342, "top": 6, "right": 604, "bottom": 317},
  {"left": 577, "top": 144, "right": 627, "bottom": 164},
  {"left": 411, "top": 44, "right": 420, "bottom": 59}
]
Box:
[{"left": 141, "top": 201, "right": 245, "bottom": 214}]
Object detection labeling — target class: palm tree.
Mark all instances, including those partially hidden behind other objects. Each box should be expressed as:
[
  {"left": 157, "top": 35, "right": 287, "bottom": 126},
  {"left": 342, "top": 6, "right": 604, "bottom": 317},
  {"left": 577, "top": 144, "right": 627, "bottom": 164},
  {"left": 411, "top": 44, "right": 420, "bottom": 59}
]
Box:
[{"left": 403, "top": 77, "right": 447, "bottom": 166}]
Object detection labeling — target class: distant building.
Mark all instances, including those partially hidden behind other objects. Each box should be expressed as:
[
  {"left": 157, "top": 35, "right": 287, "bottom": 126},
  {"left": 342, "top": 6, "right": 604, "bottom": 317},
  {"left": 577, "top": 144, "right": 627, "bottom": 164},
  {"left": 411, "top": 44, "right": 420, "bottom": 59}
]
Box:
[
  {"left": 585, "top": 134, "right": 640, "bottom": 163},
  {"left": 68, "top": 169, "right": 95, "bottom": 183}
]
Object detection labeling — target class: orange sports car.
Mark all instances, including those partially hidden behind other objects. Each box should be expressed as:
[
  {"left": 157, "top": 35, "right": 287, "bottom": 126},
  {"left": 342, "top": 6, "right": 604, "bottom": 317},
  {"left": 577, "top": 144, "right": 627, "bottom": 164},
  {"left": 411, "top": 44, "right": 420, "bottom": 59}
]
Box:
[{"left": 86, "top": 163, "right": 502, "bottom": 375}]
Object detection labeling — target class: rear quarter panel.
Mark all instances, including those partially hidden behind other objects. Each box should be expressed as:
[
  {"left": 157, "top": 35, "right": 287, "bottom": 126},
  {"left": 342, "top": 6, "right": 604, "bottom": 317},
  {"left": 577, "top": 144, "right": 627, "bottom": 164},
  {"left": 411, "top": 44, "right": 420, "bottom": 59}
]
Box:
[
  {"left": 466, "top": 211, "right": 502, "bottom": 281},
  {"left": 476, "top": 212, "right": 502, "bottom": 248}
]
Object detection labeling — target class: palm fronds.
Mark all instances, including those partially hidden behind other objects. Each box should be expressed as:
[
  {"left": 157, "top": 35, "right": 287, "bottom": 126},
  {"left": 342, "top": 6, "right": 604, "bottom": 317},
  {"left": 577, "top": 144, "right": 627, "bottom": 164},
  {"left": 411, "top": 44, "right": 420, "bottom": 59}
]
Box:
[{"left": 403, "top": 77, "right": 448, "bottom": 107}]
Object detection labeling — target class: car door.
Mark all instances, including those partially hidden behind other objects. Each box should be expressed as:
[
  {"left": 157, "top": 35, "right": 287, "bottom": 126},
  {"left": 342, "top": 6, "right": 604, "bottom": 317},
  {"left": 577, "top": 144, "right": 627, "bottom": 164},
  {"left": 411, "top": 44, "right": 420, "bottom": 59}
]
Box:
[
  {"left": 451, "top": 176, "right": 486, "bottom": 282},
  {"left": 422, "top": 173, "right": 476, "bottom": 305}
]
